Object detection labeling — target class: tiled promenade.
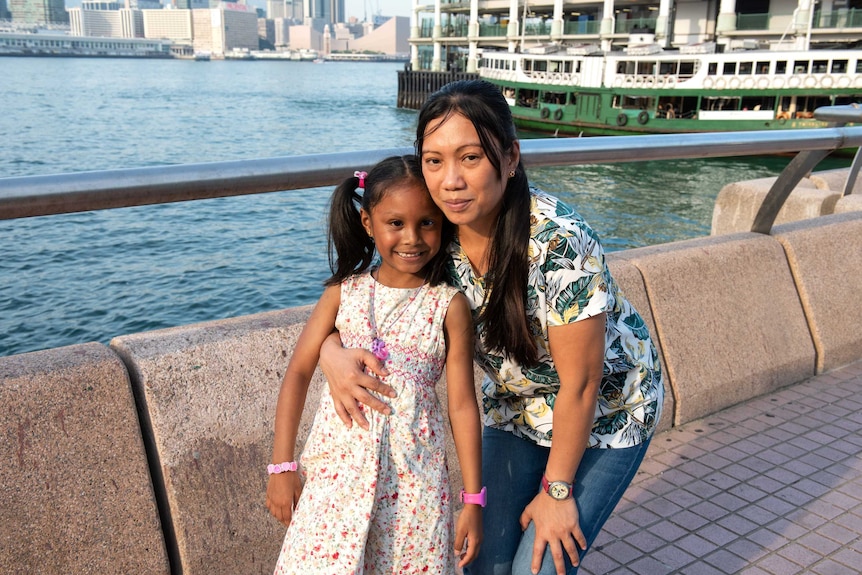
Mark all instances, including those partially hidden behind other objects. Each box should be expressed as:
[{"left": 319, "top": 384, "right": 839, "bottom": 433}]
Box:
[{"left": 580, "top": 360, "right": 862, "bottom": 575}]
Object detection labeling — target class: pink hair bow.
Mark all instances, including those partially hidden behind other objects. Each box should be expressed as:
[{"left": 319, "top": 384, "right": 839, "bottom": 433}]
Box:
[{"left": 354, "top": 170, "right": 367, "bottom": 191}]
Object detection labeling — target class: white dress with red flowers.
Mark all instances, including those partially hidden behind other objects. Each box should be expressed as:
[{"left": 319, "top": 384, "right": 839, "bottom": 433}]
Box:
[{"left": 274, "top": 272, "right": 460, "bottom": 575}]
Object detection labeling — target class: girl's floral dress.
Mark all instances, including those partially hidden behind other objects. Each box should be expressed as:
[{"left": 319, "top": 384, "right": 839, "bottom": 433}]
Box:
[{"left": 274, "top": 272, "right": 460, "bottom": 575}]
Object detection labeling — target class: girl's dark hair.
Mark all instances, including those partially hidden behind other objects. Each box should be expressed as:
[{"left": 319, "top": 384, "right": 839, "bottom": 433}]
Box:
[
  {"left": 325, "top": 154, "right": 453, "bottom": 287},
  {"left": 415, "top": 79, "right": 538, "bottom": 366}
]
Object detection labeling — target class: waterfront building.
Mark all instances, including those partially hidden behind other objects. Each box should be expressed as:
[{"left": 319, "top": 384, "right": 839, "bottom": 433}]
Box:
[
  {"left": 9, "top": 0, "right": 68, "bottom": 25},
  {"left": 142, "top": 7, "right": 192, "bottom": 41},
  {"left": 302, "top": 0, "right": 343, "bottom": 24},
  {"left": 0, "top": 29, "right": 172, "bottom": 54},
  {"left": 191, "top": 3, "right": 258, "bottom": 55},
  {"left": 69, "top": 7, "right": 144, "bottom": 38},
  {"left": 407, "top": 0, "right": 862, "bottom": 73}
]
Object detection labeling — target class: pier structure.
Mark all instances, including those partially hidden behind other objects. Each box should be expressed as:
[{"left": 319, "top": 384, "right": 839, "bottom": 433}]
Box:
[
  {"left": 2, "top": 123, "right": 862, "bottom": 574},
  {"left": 405, "top": 0, "right": 862, "bottom": 75}
]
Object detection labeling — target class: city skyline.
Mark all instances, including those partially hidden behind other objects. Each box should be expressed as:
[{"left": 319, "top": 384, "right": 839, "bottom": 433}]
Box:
[{"left": 61, "top": 0, "right": 412, "bottom": 19}]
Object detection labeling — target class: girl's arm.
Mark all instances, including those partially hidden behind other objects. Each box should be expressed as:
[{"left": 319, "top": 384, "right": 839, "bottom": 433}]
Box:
[
  {"left": 266, "top": 285, "right": 342, "bottom": 527},
  {"left": 319, "top": 332, "right": 396, "bottom": 430},
  {"left": 443, "top": 293, "right": 483, "bottom": 568},
  {"left": 519, "top": 312, "right": 606, "bottom": 575}
]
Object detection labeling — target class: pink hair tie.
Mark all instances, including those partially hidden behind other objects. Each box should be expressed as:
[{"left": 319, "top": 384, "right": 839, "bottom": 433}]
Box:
[{"left": 354, "top": 170, "right": 367, "bottom": 191}]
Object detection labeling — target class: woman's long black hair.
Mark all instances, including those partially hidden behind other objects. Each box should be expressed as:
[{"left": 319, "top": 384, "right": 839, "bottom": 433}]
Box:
[
  {"left": 415, "top": 80, "right": 539, "bottom": 366},
  {"left": 325, "top": 154, "right": 454, "bottom": 287}
]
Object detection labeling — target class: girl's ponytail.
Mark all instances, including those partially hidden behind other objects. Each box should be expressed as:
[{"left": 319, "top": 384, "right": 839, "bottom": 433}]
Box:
[{"left": 325, "top": 175, "right": 374, "bottom": 286}]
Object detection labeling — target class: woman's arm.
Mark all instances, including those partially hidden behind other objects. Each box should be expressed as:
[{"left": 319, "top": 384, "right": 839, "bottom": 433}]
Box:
[
  {"left": 519, "top": 312, "right": 606, "bottom": 575},
  {"left": 443, "top": 293, "right": 484, "bottom": 568},
  {"left": 266, "top": 285, "right": 341, "bottom": 526},
  {"left": 319, "top": 332, "right": 396, "bottom": 431}
]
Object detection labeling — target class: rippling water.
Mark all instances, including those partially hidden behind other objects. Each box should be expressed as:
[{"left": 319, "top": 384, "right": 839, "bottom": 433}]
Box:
[{"left": 0, "top": 57, "right": 850, "bottom": 357}]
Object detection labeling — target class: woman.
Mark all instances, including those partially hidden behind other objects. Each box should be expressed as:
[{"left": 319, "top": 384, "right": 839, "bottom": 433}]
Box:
[{"left": 319, "top": 79, "right": 663, "bottom": 575}]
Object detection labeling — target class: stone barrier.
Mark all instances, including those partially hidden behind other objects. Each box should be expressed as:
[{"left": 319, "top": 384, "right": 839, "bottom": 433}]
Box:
[
  {"left": 0, "top": 343, "right": 168, "bottom": 575},
  {"left": 2, "top": 209, "right": 861, "bottom": 574}
]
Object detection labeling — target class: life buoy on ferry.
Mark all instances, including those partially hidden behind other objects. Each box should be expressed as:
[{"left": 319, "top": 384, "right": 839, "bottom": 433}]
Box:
[
  {"left": 634, "top": 77, "right": 644, "bottom": 88},
  {"left": 788, "top": 75, "right": 802, "bottom": 88},
  {"left": 553, "top": 108, "right": 564, "bottom": 121},
  {"left": 837, "top": 75, "right": 852, "bottom": 88},
  {"left": 571, "top": 76, "right": 580, "bottom": 87},
  {"left": 541, "top": 107, "right": 550, "bottom": 119},
  {"left": 552, "top": 73, "right": 563, "bottom": 84},
  {"left": 742, "top": 77, "right": 755, "bottom": 89},
  {"left": 729, "top": 77, "right": 742, "bottom": 89},
  {"left": 703, "top": 77, "right": 714, "bottom": 89},
  {"left": 637, "top": 111, "right": 649, "bottom": 125},
  {"left": 854, "top": 75, "right": 862, "bottom": 88},
  {"left": 616, "top": 113, "right": 628, "bottom": 126},
  {"left": 664, "top": 75, "right": 677, "bottom": 88},
  {"left": 773, "top": 77, "right": 785, "bottom": 89},
  {"left": 757, "top": 77, "right": 770, "bottom": 89},
  {"left": 645, "top": 76, "right": 656, "bottom": 87},
  {"left": 821, "top": 74, "right": 834, "bottom": 88},
  {"left": 715, "top": 77, "right": 727, "bottom": 89},
  {"left": 624, "top": 76, "right": 635, "bottom": 88},
  {"left": 613, "top": 77, "right": 623, "bottom": 88},
  {"left": 803, "top": 75, "right": 817, "bottom": 88}
]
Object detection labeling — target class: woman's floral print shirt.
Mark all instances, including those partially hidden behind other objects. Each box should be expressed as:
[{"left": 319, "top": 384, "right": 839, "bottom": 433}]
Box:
[{"left": 447, "top": 189, "right": 664, "bottom": 449}]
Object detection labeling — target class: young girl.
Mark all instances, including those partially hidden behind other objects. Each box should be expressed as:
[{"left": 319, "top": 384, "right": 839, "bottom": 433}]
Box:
[{"left": 266, "top": 155, "right": 484, "bottom": 573}]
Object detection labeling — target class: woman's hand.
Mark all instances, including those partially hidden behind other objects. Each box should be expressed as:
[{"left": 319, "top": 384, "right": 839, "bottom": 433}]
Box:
[
  {"left": 520, "top": 492, "right": 586, "bottom": 575},
  {"left": 266, "top": 472, "right": 303, "bottom": 527},
  {"left": 319, "top": 332, "right": 396, "bottom": 430}
]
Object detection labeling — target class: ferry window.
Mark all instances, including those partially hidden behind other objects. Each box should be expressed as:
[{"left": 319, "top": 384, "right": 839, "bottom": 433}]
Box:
[
  {"left": 722, "top": 62, "right": 735, "bottom": 75},
  {"left": 834, "top": 95, "right": 862, "bottom": 105},
  {"left": 739, "top": 62, "right": 753, "bottom": 75},
  {"left": 832, "top": 60, "right": 848, "bottom": 73},
  {"left": 679, "top": 61, "right": 695, "bottom": 77},
  {"left": 534, "top": 60, "right": 548, "bottom": 72},
  {"left": 659, "top": 61, "right": 676, "bottom": 75},
  {"left": 857, "top": 61, "right": 862, "bottom": 73},
  {"left": 776, "top": 61, "right": 787, "bottom": 74},
  {"left": 756, "top": 61, "right": 770, "bottom": 74},
  {"left": 792, "top": 60, "right": 809, "bottom": 74},
  {"left": 812, "top": 60, "right": 828, "bottom": 73},
  {"left": 569, "top": 94, "right": 577, "bottom": 106},
  {"left": 542, "top": 91, "right": 566, "bottom": 104},
  {"left": 524, "top": 60, "right": 533, "bottom": 72},
  {"left": 708, "top": 62, "right": 718, "bottom": 75},
  {"left": 741, "top": 96, "right": 773, "bottom": 110},
  {"left": 516, "top": 89, "right": 539, "bottom": 108},
  {"left": 637, "top": 61, "right": 655, "bottom": 75},
  {"left": 549, "top": 61, "right": 562, "bottom": 73}
]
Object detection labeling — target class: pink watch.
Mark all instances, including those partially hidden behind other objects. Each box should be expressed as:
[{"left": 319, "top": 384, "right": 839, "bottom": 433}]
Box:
[
  {"left": 460, "top": 486, "right": 487, "bottom": 507},
  {"left": 267, "top": 461, "right": 298, "bottom": 474}
]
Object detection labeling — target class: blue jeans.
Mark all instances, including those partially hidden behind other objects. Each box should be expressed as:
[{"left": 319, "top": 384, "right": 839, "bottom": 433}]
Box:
[{"left": 464, "top": 427, "right": 651, "bottom": 575}]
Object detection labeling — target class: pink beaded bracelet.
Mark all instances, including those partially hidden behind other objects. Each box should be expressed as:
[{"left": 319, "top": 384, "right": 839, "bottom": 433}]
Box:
[{"left": 267, "top": 461, "right": 298, "bottom": 474}]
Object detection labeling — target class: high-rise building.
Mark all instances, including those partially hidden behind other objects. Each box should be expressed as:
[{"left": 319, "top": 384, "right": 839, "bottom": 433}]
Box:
[
  {"left": 302, "top": 0, "right": 342, "bottom": 24},
  {"left": 0, "top": 0, "right": 10, "bottom": 20},
  {"left": 9, "top": 0, "right": 69, "bottom": 25}
]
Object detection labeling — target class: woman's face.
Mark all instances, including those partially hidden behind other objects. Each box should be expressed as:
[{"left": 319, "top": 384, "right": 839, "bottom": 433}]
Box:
[{"left": 420, "top": 112, "right": 519, "bottom": 236}]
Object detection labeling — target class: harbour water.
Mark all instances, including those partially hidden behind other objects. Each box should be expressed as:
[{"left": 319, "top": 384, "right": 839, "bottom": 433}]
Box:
[{"left": 0, "top": 57, "right": 850, "bottom": 357}]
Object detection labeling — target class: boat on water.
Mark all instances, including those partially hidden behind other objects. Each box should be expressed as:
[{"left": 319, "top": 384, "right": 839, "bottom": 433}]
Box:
[{"left": 479, "top": 40, "right": 862, "bottom": 136}]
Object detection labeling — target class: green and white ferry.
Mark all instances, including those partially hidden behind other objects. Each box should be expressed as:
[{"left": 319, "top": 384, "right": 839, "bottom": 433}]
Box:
[{"left": 479, "top": 42, "right": 862, "bottom": 135}]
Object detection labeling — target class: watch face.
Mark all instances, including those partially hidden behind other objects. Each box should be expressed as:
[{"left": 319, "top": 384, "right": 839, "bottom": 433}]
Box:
[{"left": 548, "top": 482, "right": 571, "bottom": 500}]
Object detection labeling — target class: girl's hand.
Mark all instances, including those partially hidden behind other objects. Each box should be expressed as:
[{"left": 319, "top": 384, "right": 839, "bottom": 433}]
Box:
[
  {"left": 266, "top": 472, "right": 303, "bottom": 527},
  {"left": 319, "top": 333, "right": 396, "bottom": 430},
  {"left": 519, "top": 492, "right": 586, "bottom": 575},
  {"left": 454, "top": 504, "right": 483, "bottom": 568}
]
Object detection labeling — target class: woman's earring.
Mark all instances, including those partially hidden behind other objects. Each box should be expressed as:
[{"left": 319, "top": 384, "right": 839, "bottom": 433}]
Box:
[{"left": 509, "top": 170, "right": 516, "bottom": 178}]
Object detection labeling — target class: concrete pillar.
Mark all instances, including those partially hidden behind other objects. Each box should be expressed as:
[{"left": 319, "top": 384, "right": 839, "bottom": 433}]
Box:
[
  {"left": 467, "top": 0, "right": 479, "bottom": 72},
  {"left": 506, "top": 0, "right": 520, "bottom": 52},
  {"left": 551, "top": 0, "right": 564, "bottom": 41},
  {"left": 432, "top": 0, "right": 442, "bottom": 71},
  {"left": 655, "top": 0, "right": 671, "bottom": 46},
  {"left": 410, "top": 0, "right": 419, "bottom": 70},
  {"left": 795, "top": 0, "right": 814, "bottom": 50},
  {"left": 600, "top": 0, "right": 615, "bottom": 52},
  {"left": 716, "top": 0, "right": 737, "bottom": 47}
]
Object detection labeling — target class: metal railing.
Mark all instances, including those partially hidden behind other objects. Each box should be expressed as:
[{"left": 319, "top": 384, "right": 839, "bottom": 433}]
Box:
[{"left": 2, "top": 106, "right": 861, "bottom": 233}]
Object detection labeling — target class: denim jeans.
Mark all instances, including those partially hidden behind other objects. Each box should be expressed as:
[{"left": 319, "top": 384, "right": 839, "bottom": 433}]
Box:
[{"left": 463, "top": 426, "right": 652, "bottom": 575}]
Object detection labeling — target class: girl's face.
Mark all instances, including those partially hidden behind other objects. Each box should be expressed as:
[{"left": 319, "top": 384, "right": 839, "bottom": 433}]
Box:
[
  {"left": 420, "top": 112, "right": 519, "bottom": 236},
  {"left": 360, "top": 182, "right": 444, "bottom": 288}
]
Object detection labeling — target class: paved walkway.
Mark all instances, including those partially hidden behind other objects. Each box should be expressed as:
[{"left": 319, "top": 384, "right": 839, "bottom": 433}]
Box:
[{"left": 580, "top": 360, "right": 862, "bottom": 575}]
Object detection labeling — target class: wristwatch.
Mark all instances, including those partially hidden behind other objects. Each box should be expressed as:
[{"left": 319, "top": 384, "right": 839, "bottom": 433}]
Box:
[
  {"left": 541, "top": 475, "right": 573, "bottom": 500},
  {"left": 460, "top": 486, "right": 487, "bottom": 507}
]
